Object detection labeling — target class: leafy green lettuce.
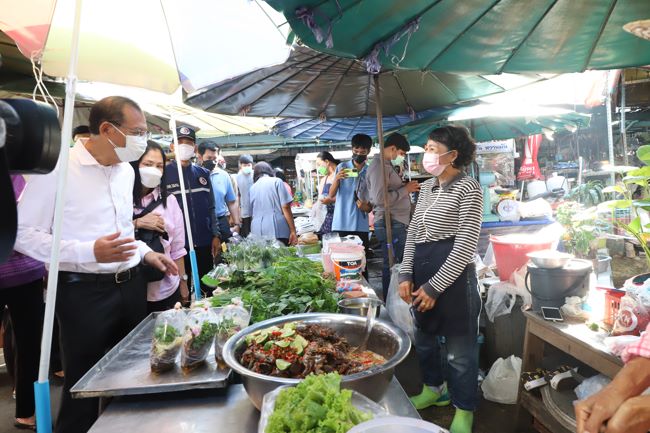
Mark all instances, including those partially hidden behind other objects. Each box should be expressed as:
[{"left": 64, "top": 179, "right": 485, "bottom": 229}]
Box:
[{"left": 266, "top": 373, "right": 372, "bottom": 433}]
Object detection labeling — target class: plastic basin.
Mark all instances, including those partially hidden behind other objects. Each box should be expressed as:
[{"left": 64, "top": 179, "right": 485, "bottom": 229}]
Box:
[{"left": 491, "top": 235, "right": 553, "bottom": 281}]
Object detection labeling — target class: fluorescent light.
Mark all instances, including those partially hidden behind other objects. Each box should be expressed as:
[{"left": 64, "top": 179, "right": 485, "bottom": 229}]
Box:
[{"left": 448, "top": 104, "right": 571, "bottom": 121}]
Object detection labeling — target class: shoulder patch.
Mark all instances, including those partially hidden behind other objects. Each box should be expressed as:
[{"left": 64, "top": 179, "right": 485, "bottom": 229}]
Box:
[{"left": 199, "top": 176, "right": 208, "bottom": 186}]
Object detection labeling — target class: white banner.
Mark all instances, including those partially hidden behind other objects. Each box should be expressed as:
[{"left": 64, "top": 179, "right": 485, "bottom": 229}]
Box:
[{"left": 476, "top": 139, "right": 515, "bottom": 155}]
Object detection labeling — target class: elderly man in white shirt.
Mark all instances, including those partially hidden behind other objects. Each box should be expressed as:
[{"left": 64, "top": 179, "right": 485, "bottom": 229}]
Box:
[{"left": 15, "top": 96, "right": 177, "bottom": 433}]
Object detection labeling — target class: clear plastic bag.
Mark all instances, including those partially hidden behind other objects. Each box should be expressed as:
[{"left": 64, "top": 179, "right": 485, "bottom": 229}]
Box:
[
  {"left": 214, "top": 303, "right": 251, "bottom": 369},
  {"left": 385, "top": 264, "right": 415, "bottom": 341},
  {"left": 181, "top": 307, "right": 219, "bottom": 371},
  {"left": 150, "top": 307, "right": 186, "bottom": 373},
  {"left": 481, "top": 355, "right": 522, "bottom": 404},
  {"left": 612, "top": 293, "right": 650, "bottom": 336},
  {"left": 309, "top": 198, "right": 327, "bottom": 232},
  {"left": 574, "top": 374, "right": 611, "bottom": 401},
  {"left": 201, "top": 263, "right": 233, "bottom": 288},
  {"left": 485, "top": 283, "right": 516, "bottom": 322}
]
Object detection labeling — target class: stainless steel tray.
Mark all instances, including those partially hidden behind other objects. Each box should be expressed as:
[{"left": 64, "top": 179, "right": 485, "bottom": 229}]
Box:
[{"left": 71, "top": 311, "right": 232, "bottom": 398}]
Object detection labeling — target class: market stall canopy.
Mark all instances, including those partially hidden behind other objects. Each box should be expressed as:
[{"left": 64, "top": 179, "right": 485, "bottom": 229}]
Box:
[
  {"left": 392, "top": 105, "right": 592, "bottom": 145},
  {"left": 184, "top": 46, "right": 548, "bottom": 118},
  {"left": 264, "top": 0, "right": 650, "bottom": 74},
  {"left": 272, "top": 107, "right": 451, "bottom": 141},
  {"left": 0, "top": 0, "right": 291, "bottom": 94}
]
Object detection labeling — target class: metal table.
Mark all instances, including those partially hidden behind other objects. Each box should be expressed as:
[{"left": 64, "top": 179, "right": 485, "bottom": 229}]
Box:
[{"left": 89, "top": 377, "right": 419, "bottom": 433}]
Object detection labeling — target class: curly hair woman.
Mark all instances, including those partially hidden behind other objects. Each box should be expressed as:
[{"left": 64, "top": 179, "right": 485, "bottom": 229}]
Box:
[{"left": 398, "top": 125, "right": 483, "bottom": 433}]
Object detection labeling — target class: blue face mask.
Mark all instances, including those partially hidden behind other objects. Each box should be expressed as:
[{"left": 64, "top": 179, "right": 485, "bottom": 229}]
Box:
[{"left": 391, "top": 155, "right": 405, "bottom": 166}]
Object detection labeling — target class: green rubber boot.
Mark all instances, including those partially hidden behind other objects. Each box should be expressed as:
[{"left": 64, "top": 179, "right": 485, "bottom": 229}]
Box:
[
  {"left": 409, "top": 385, "right": 451, "bottom": 410},
  {"left": 450, "top": 408, "right": 474, "bottom": 433}
]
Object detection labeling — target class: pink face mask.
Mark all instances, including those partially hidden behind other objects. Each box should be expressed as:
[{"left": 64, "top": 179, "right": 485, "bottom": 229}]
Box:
[{"left": 422, "top": 151, "right": 452, "bottom": 176}]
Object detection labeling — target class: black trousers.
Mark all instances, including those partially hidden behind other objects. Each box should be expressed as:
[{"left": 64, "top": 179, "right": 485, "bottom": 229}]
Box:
[
  {"left": 147, "top": 285, "right": 181, "bottom": 314},
  {"left": 55, "top": 273, "right": 147, "bottom": 433},
  {"left": 0, "top": 279, "right": 43, "bottom": 418},
  {"left": 186, "top": 245, "right": 215, "bottom": 297},
  {"left": 240, "top": 217, "right": 252, "bottom": 238}
]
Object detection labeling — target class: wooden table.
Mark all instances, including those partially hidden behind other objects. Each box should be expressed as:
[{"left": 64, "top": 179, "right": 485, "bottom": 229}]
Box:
[{"left": 517, "top": 311, "right": 624, "bottom": 433}]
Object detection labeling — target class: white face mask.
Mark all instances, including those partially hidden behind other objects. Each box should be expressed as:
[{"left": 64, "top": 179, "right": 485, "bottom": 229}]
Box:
[
  {"left": 176, "top": 143, "right": 196, "bottom": 161},
  {"left": 108, "top": 124, "right": 147, "bottom": 162},
  {"left": 139, "top": 166, "right": 162, "bottom": 188},
  {"left": 242, "top": 166, "right": 253, "bottom": 175}
]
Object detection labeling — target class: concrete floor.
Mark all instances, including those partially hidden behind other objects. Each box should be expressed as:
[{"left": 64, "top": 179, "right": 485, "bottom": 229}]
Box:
[{"left": 0, "top": 258, "right": 533, "bottom": 433}]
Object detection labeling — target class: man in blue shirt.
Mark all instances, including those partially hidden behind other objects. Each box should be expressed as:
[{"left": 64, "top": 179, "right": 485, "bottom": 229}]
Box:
[
  {"left": 328, "top": 134, "right": 372, "bottom": 254},
  {"left": 201, "top": 140, "right": 241, "bottom": 241},
  {"left": 164, "top": 126, "right": 221, "bottom": 295}
]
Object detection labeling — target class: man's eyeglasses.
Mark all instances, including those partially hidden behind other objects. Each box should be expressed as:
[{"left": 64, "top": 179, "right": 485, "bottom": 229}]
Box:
[{"left": 110, "top": 121, "right": 150, "bottom": 139}]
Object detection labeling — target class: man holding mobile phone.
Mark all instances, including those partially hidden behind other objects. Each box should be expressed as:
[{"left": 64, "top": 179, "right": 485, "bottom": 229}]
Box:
[{"left": 328, "top": 134, "right": 372, "bottom": 256}]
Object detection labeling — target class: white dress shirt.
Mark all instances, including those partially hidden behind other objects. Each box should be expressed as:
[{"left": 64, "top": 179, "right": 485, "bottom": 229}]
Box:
[{"left": 15, "top": 140, "right": 151, "bottom": 274}]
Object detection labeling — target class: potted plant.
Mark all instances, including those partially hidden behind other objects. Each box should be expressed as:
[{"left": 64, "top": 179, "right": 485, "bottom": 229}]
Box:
[
  {"left": 556, "top": 202, "right": 600, "bottom": 259},
  {"left": 601, "top": 145, "right": 650, "bottom": 279}
]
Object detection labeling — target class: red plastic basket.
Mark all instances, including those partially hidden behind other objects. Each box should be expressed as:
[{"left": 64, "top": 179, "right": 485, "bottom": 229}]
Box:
[{"left": 604, "top": 290, "right": 625, "bottom": 326}]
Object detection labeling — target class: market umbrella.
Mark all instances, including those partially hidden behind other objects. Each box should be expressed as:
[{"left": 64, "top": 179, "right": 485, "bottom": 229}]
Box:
[
  {"left": 185, "top": 46, "right": 545, "bottom": 270},
  {"left": 185, "top": 47, "right": 546, "bottom": 118},
  {"left": 392, "top": 105, "right": 592, "bottom": 145},
  {"left": 272, "top": 107, "right": 450, "bottom": 141},
  {"left": 0, "top": 2, "right": 290, "bottom": 432},
  {"left": 264, "top": 0, "right": 650, "bottom": 74}
]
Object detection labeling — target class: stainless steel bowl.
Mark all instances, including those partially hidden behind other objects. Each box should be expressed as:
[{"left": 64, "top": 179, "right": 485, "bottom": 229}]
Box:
[
  {"left": 338, "top": 297, "right": 383, "bottom": 317},
  {"left": 527, "top": 250, "right": 574, "bottom": 269},
  {"left": 222, "top": 313, "right": 411, "bottom": 409}
]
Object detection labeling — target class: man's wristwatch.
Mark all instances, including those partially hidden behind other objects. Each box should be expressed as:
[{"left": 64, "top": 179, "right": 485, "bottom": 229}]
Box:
[{"left": 181, "top": 274, "right": 188, "bottom": 281}]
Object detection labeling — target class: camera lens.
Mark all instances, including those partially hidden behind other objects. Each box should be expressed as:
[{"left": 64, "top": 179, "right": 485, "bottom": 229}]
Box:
[{"left": 0, "top": 98, "right": 61, "bottom": 173}]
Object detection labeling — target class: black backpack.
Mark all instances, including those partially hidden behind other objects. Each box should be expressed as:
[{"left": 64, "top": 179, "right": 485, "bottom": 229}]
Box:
[{"left": 134, "top": 198, "right": 168, "bottom": 282}]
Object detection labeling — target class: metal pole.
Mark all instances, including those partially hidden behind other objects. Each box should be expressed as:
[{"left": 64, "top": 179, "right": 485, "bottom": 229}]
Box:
[
  {"left": 34, "top": 2, "right": 82, "bottom": 432},
  {"left": 374, "top": 74, "right": 394, "bottom": 267},
  {"left": 169, "top": 114, "right": 202, "bottom": 300},
  {"left": 620, "top": 74, "right": 629, "bottom": 166},
  {"left": 605, "top": 71, "right": 616, "bottom": 185}
]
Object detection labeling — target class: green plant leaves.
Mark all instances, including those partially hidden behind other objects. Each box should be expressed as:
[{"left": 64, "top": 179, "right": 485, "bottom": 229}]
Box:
[
  {"left": 637, "top": 145, "right": 650, "bottom": 165},
  {"left": 603, "top": 185, "right": 625, "bottom": 194}
]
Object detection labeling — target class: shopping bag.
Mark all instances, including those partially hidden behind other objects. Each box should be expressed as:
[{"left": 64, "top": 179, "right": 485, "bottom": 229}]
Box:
[
  {"left": 386, "top": 264, "right": 415, "bottom": 341},
  {"left": 481, "top": 355, "right": 522, "bottom": 404},
  {"left": 309, "top": 199, "right": 327, "bottom": 232}
]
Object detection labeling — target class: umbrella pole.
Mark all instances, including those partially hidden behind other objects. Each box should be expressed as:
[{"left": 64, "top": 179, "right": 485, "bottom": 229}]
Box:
[
  {"left": 34, "top": 2, "right": 83, "bottom": 433},
  {"left": 169, "top": 114, "right": 202, "bottom": 300},
  {"left": 605, "top": 71, "right": 616, "bottom": 186},
  {"left": 374, "top": 74, "right": 395, "bottom": 268}
]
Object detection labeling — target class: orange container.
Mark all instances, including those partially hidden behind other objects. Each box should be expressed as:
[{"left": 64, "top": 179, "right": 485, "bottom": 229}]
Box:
[
  {"left": 604, "top": 290, "right": 625, "bottom": 326},
  {"left": 490, "top": 235, "right": 553, "bottom": 281}
]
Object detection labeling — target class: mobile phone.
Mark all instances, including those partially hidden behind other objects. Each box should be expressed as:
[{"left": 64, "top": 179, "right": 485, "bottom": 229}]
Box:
[
  {"left": 344, "top": 168, "right": 359, "bottom": 177},
  {"left": 541, "top": 307, "right": 564, "bottom": 322}
]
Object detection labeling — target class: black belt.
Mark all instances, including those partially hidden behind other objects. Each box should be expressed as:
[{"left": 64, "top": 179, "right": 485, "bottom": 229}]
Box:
[{"left": 59, "top": 267, "right": 139, "bottom": 285}]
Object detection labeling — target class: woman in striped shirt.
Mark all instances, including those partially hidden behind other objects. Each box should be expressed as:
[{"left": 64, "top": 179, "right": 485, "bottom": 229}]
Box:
[{"left": 398, "top": 126, "right": 483, "bottom": 433}]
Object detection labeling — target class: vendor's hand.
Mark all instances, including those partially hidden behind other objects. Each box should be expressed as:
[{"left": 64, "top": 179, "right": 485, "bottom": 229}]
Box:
[
  {"left": 94, "top": 232, "right": 137, "bottom": 263},
  {"left": 144, "top": 252, "right": 178, "bottom": 275},
  {"left": 321, "top": 196, "right": 334, "bottom": 205},
  {"left": 288, "top": 231, "right": 298, "bottom": 246},
  {"left": 405, "top": 181, "right": 420, "bottom": 194},
  {"left": 412, "top": 287, "right": 436, "bottom": 312},
  {"left": 211, "top": 237, "right": 222, "bottom": 258},
  {"left": 135, "top": 212, "right": 165, "bottom": 233},
  {"left": 605, "top": 395, "right": 650, "bottom": 433},
  {"left": 335, "top": 170, "right": 349, "bottom": 181},
  {"left": 575, "top": 384, "right": 629, "bottom": 433},
  {"left": 356, "top": 200, "right": 373, "bottom": 213},
  {"left": 179, "top": 279, "right": 190, "bottom": 306},
  {"left": 398, "top": 281, "right": 413, "bottom": 304}
]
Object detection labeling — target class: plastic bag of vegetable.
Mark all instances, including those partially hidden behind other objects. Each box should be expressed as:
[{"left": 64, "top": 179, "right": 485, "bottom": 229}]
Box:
[
  {"left": 150, "top": 305, "right": 186, "bottom": 373},
  {"left": 181, "top": 307, "right": 219, "bottom": 370},
  {"left": 214, "top": 302, "right": 251, "bottom": 369}
]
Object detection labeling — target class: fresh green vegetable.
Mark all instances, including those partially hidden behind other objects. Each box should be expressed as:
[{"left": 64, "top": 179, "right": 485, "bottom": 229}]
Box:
[
  {"left": 265, "top": 373, "right": 372, "bottom": 433},
  {"left": 209, "top": 256, "right": 339, "bottom": 323},
  {"left": 153, "top": 323, "right": 180, "bottom": 345},
  {"left": 190, "top": 321, "right": 219, "bottom": 350}
]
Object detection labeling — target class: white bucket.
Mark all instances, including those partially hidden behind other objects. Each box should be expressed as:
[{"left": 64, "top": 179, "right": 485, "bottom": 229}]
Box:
[
  {"left": 331, "top": 252, "right": 365, "bottom": 281},
  {"left": 547, "top": 175, "right": 569, "bottom": 194},
  {"left": 527, "top": 180, "right": 547, "bottom": 198}
]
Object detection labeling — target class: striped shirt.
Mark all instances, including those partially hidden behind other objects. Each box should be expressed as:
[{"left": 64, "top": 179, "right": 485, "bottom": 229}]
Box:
[{"left": 399, "top": 174, "right": 483, "bottom": 299}]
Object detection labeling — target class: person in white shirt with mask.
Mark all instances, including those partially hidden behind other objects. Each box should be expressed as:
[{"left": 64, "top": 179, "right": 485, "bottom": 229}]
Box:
[
  {"left": 15, "top": 96, "right": 177, "bottom": 433},
  {"left": 236, "top": 154, "right": 254, "bottom": 237}
]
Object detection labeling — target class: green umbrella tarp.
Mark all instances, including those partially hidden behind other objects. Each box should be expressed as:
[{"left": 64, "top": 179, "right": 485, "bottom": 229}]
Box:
[
  {"left": 265, "top": 0, "right": 650, "bottom": 74},
  {"left": 394, "top": 106, "right": 592, "bottom": 145},
  {"left": 184, "top": 46, "right": 546, "bottom": 118}
]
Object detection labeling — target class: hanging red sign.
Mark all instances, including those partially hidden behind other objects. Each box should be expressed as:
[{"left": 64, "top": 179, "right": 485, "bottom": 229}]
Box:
[{"left": 517, "top": 134, "right": 542, "bottom": 181}]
